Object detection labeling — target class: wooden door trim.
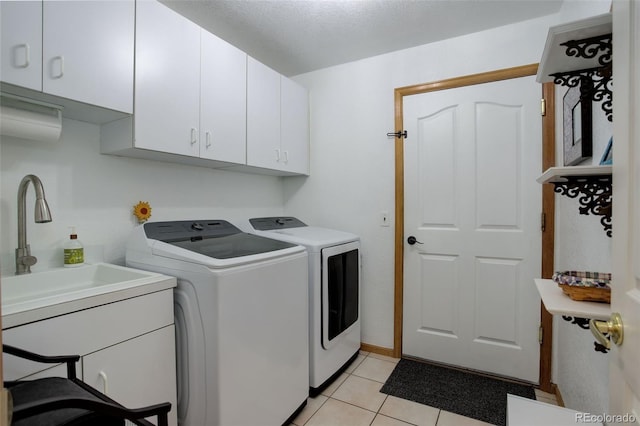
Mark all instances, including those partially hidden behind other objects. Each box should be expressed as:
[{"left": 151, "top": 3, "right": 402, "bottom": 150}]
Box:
[
  {"left": 539, "top": 81, "right": 556, "bottom": 392},
  {"left": 393, "top": 63, "right": 554, "bottom": 390}
]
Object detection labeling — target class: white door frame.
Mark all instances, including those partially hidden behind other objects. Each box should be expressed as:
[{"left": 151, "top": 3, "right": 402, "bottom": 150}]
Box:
[
  {"left": 609, "top": 0, "right": 640, "bottom": 418},
  {"left": 392, "top": 64, "right": 555, "bottom": 391}
]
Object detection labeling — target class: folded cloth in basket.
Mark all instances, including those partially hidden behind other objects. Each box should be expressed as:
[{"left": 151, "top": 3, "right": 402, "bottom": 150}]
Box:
[{"left": 552, "top": 271, "right": 611, "bottom": 288}]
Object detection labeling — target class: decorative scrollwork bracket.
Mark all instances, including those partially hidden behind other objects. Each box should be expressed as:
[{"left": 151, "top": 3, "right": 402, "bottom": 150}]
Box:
[
  {"left": 549, "top": 33, "right": 613, "bottom": 122},
  {"left": 562, "top": 315, "right": 591, "bottom": 329},
  {"left": 552, "top": 174, "right": 612, "bottom": 237},
  {"left": 562, "top": 315, "right": 610, "bottom": 353}
]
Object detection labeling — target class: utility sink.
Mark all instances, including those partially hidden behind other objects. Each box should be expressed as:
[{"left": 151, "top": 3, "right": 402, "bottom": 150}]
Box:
[{"left": 1, "top": 263, "right": 176, "bottom": 328}]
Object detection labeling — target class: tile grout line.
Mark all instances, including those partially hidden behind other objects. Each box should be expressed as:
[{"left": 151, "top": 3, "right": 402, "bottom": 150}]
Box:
[
  {"left": 303, "top": 352, "right": 447, "bottom": 426},
  {"left": 299, "top": 353, "right": 371, "bottom": 426}
]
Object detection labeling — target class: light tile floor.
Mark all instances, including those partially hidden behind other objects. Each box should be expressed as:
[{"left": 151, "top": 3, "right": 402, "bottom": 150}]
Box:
[{"left": 292, "top": 351, "right": 558, "bottom": 426}]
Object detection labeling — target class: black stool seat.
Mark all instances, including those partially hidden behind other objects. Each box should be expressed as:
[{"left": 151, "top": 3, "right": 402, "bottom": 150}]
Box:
[
  {"left": 4, "top": 345, "right": 171, "bottom": 426},
  {"left": 8, "top": 377, "right": 125, "bottom": 426}
]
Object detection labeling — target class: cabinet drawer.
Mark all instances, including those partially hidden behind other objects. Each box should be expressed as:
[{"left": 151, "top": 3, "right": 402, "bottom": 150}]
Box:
[{"left": 4, "top": 290, "right": 173, "bottom": 380}]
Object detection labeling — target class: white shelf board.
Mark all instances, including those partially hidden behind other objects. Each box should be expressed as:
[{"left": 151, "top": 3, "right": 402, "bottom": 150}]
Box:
[
  {"left": 507, "top": 395, "right": 585, "bottom": 426},
  {"left": 535, "top": 279, "right": 611, "bottom": 320},
  {"left": 536, "top": 165, "right": 612, "bottom": 184},
  {"left": 536, "top": 13, "right": 612, "bottom": 83}
]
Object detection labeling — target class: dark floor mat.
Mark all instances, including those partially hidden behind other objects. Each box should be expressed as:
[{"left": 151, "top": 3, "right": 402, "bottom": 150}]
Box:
[{"left": 380, "top": 358, "right": 536, "bottom": 426}]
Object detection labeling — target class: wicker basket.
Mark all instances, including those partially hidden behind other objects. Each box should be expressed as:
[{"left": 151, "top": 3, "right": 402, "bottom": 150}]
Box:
[
  {"left": 558, "top": 283, "right": 611, "bottom": 303},
  {"left": 553, "top": 271, "right": 612, "bottom": 304}
]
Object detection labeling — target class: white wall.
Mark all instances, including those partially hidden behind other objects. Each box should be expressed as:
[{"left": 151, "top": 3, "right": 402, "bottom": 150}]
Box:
[
  {"left": 286, "top": 0, "right": 610, "bottom": 352},
  {"left": 551, "top": 80, "right": 612, "bottom": 413},
  {"left": 0, "top": 118, "right": 284, "bottom": 275}
]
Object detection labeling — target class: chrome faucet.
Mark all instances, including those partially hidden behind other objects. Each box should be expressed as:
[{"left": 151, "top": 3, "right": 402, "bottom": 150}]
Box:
[{"left": 16, "top": 174, "right": 52, "bottom": 275}]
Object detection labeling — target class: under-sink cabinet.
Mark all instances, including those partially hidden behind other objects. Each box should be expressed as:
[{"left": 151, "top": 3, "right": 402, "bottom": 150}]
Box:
[
  {"left": 2, "top": 289, "right": 178, "bottom": 426},
  {"left": 0, "top": 0, "right": 134, "bottom": 115}
]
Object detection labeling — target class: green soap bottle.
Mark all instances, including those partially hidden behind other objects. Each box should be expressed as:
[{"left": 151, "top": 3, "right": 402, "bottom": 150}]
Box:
[{"left": 64, "top": 227, "right": 84, "bottom": 267}]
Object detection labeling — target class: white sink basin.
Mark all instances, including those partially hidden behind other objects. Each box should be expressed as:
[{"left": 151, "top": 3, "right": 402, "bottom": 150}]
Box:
[{"left": 1, "top": 263, "right": 176, "bottom": 328}]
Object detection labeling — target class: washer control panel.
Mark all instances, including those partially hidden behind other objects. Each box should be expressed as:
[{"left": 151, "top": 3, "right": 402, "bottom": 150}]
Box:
[{"left": 250, "top": 217, "right": 307, "bottom": 231}]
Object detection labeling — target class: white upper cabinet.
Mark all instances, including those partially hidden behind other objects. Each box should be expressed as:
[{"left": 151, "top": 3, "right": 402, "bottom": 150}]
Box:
[
  {"left": 247, "top": 57, "right": 282, "bottom": 170},
  {"left": 1, "top": 1, "right": 134, "bottom": 114},
  {"left": 0, "top": 1, "right": 43, "bottom": 91},
  {"left": 99, "top": 0, "right": 309, "bottom": 176},
  {"left": 42, "top": 1, "right": 134, "bottom": 113},
  {"left": 134, "top": 0, "right": 201, "bottom": 156},
  {"left": 247, "top": 57, "right": 310, "bottom": 175},
  {"left": 200, "top": 30, "right": 247, "bottom": 164},
  {"left": 281, "top": 77, "right": 310, "bottom": 175}
]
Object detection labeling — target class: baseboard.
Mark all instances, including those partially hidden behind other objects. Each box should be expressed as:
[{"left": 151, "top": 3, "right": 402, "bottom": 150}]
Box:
[
  {"left": 360, "top": 342, "right": 395, "bottom": 358},
  {"left": 0, "top": 388, "right": 9, "bottom": 426},
  {"left": 552, "top": 383, "right": 566, "bottom": 407}
]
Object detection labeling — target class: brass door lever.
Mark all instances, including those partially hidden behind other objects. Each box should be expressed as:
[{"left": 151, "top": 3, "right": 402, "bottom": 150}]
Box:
[{"left": 589, "top": 312, "right": 623, "bottom": 349}]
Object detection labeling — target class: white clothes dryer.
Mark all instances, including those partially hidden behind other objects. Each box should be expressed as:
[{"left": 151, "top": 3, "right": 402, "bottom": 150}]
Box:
[
  {"left": 126, "top": 220, "right": 308, "bottom": 426},
  {"left": 245, "top": 217, "right": 361, "bottom": 395}
]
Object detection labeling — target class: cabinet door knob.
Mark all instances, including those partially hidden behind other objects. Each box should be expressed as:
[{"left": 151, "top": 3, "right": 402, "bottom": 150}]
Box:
[{"left": 205, "top": 131, "right": 212, "bottom": 148}]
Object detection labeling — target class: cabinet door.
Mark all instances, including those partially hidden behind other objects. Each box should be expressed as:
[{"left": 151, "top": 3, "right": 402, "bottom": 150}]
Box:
[
  {"left": 0, "top": 0, "right": 42, "bottom": 90},
  {"left": 42, "top": 0, "right": 134, "bottom": 113},
  {"left": 83, "top": 325, "right": 178, "bottom": 426},
  {"left": 134, "top": 0, "right": 200, "bottom": 157},
  {"left": 247, "top": 57, "right": 281, "bottom": 169},
  {"left": 281, "top": 77, "right": 310, "bottom": 175},
  {"left": 200, "top": 30, "right": 247, "bottom": 163}
]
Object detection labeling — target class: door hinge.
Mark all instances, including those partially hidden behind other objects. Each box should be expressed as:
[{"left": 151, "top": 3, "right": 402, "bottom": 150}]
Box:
[
  {"left": 541, "top": 98, "right": 546, "bottom": 116},
  {"left": 541, "top": 212, "right": 546, "bottom": 232},
  {"left": 539, "top": 324, "right": 544, "bottom": 345}
]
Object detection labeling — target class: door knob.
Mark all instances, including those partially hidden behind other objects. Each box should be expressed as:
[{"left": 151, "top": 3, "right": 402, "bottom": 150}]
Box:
[
  {"left": 589, "top": 312, "right": 623, "bottom": 349},
  {"left": 407, "top": 236, "right": 423, "bottom": 245}
]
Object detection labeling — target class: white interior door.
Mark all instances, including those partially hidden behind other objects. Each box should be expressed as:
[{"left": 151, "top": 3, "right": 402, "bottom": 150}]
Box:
[
  {"left": 609, "top": 1, "right": 640, "bottom": 420},
  {"left": 403, "top": 75, "right": 542, "bottom": 382}
]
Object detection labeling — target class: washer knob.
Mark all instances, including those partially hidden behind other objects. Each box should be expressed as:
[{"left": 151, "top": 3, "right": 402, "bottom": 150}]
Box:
[{"left": 191, "top": 222, "right": 204, "bottom": 231}]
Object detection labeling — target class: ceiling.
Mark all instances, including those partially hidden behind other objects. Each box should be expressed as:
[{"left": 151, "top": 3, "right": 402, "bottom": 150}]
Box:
[{"left": 160, "top": 0, "right": 564, "bottom": 77}]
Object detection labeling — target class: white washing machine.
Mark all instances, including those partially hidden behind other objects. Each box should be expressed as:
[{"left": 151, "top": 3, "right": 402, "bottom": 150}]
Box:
[
  {"left": 126, "top": 220, "right": 309, "bottom": 426},
  {"left": 245, "top": 217, "right": 361, "bottom": 396}
]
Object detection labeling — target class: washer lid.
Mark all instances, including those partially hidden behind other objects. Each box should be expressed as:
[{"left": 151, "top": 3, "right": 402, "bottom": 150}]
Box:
[
  {"left": 169, "top": 233, "right": 297, "bottom": 259},
  {"left": 144, "top": 220, "right": 299, "bottom": 259}
]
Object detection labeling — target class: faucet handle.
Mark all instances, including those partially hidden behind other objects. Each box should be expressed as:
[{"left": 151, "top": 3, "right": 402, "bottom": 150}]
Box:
[
  {"left": 16, "top": 255, "right": 37, "bottom": 275},
  {"left": 19, "top": 255, "right": 37, "bottom": 267},
  {"left": 15, "top": 247, "right": 37, "bottom": 274}
]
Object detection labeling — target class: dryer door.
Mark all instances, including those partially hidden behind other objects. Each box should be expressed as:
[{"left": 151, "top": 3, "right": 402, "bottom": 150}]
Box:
[{"left": 321, "top": 241, "right": 360, "bottom": 349}]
